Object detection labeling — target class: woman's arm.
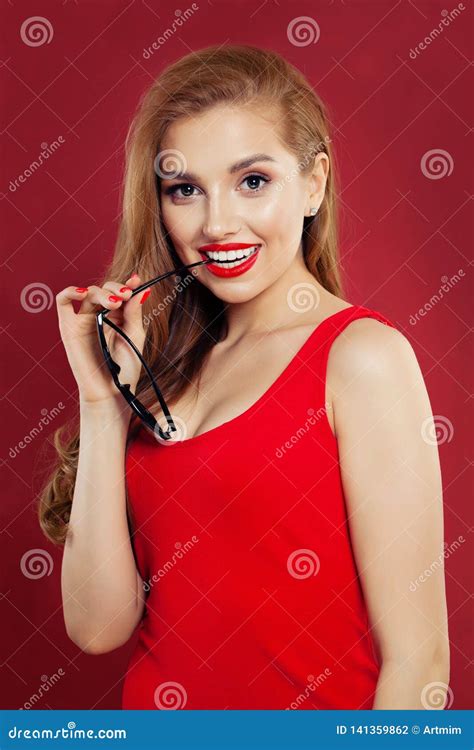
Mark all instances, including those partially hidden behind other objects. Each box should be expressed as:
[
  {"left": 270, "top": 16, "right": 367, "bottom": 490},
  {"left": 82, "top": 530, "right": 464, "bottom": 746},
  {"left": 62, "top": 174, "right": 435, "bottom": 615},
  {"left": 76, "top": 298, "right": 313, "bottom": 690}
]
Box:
[
  {"left": 327, "top": 318, "right": 450, "bottom": 709},
  {"left": 61, "top": 398, "right": 145, "bottom": 654}
]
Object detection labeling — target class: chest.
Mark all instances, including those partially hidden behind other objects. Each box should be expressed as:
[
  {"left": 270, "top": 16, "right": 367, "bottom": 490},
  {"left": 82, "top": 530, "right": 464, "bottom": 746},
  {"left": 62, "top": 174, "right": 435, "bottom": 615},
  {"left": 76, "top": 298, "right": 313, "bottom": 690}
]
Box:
[{"left": 164, "top": 326, "right": 335, "bottom": 441}]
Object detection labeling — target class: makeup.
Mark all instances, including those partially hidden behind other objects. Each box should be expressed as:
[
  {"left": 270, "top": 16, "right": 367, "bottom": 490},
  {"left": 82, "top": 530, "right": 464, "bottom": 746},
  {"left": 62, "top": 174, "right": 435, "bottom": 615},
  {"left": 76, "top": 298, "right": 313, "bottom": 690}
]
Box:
[{"left": 198, "top": 243, "right": 261, "bottom": 278}]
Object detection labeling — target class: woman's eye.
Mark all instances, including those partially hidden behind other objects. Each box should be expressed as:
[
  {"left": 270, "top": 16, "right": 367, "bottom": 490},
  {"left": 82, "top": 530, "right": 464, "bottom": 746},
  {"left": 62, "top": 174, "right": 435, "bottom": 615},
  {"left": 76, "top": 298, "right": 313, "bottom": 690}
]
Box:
[
  {"left": 164, "top": 173, "right": 270, "bottom": 201},
  {"left": 165, "top": 183, "right": 197, "bottom": 199},
  {"left": 241, "top": 174, "right": 270, "bottom": 192}
]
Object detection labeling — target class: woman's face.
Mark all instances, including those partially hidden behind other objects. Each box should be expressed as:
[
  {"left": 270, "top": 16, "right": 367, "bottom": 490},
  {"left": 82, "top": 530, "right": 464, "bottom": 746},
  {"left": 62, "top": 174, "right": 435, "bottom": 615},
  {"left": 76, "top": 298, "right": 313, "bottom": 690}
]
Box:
[{"left": 158, "top": 104, "right": 328, "bottom": 304}]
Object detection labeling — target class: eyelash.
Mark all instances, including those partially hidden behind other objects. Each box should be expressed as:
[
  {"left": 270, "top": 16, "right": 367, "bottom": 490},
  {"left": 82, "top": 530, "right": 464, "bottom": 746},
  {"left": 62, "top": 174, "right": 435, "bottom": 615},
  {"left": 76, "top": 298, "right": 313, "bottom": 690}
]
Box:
[{"left": 163, "top": 173, "right": 271, "bottom": 201}]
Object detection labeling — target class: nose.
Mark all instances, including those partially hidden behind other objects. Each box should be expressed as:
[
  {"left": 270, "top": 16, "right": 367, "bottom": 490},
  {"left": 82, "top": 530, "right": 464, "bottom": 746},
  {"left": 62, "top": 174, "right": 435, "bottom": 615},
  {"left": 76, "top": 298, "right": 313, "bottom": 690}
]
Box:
[{"left": 202, "top": 194, "right": 241, "bottom": 240}]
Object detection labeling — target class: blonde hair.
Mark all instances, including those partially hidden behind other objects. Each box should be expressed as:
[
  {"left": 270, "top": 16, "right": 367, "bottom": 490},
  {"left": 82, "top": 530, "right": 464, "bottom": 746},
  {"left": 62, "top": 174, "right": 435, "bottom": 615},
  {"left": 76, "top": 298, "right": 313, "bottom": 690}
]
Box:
[{"left": 38, "top": 43, "right": 344, "bottom": 545}]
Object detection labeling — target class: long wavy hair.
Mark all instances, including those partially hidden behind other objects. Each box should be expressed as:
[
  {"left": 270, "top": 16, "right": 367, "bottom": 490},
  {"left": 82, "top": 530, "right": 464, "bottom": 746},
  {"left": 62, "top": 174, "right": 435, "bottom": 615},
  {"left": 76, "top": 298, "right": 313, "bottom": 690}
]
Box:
[{"left": 38, "top": 44, "right": 344, "bottom": 546}]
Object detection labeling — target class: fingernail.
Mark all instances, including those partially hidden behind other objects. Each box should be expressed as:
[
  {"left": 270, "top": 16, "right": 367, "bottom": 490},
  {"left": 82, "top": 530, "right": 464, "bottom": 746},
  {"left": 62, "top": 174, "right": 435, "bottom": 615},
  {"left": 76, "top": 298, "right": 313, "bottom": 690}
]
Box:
[
  {"left": 75, "top": 287, "right": 88, "bottom": 292},
  {"left": 109, "top": 295, "right": 121, "bottom": 302},
  {"left": 119, "top": 286, "right": 131, "bottom": 292},
  {"left": 130, "top": 273, "right": 139, "bottom": 279},
  {"left": 139, "top": 289, "right": 151, "bottom": 305}
]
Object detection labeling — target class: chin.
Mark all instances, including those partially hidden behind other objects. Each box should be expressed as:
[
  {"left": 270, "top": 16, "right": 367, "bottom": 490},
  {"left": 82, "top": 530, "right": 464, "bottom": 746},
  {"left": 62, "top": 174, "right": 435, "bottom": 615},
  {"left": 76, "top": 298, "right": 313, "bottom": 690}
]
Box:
[{"left": 205, "top": 279, "right": 267, "bottom": 305}]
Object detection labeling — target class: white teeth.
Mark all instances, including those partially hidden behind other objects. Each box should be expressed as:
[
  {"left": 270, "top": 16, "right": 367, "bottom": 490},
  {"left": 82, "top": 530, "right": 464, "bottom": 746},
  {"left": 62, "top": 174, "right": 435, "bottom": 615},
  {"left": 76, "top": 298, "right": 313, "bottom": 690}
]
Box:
[{"left": 205, "top": 245, "right": 260, "bottom": 264}]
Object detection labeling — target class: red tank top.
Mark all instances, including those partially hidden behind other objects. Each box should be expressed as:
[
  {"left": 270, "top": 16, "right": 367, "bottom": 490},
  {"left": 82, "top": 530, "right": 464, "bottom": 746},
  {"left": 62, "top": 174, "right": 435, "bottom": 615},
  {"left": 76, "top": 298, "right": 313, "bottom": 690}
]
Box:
[{"left": 122, "top": 304, "right": 397, "bottom": 710}]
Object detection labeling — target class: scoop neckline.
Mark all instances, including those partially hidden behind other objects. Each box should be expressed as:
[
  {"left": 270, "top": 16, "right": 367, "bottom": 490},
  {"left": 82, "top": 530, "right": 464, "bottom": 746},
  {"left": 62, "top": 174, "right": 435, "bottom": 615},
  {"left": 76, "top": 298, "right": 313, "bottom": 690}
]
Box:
[{"left": 145, "top": 304, "right": 356, "bottom": 449}]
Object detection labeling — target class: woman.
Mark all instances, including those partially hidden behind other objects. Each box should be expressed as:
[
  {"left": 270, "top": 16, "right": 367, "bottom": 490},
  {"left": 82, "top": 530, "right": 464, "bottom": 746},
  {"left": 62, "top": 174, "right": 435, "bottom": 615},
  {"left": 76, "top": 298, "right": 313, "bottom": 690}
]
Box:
[{"left": 40, "top": 45, "right": 449, "bottom": 710}]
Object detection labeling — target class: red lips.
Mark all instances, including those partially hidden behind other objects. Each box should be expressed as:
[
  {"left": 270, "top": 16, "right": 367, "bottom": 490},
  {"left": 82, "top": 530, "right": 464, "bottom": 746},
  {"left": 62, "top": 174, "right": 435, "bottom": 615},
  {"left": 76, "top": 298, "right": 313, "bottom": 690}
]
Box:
[{"left": 198, "top": 245, "right": 261, "bottom": 278}]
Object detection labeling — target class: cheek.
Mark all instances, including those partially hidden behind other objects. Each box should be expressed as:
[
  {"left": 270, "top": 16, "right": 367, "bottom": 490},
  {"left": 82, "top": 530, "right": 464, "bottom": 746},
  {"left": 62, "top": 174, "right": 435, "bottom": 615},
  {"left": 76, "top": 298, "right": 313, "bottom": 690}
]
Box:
[
  {"left": 253, "top": 189, "right": 302, "bottom": 236},
  {"left": 160, "top": 201, "right": 196, "bottom": 243}
]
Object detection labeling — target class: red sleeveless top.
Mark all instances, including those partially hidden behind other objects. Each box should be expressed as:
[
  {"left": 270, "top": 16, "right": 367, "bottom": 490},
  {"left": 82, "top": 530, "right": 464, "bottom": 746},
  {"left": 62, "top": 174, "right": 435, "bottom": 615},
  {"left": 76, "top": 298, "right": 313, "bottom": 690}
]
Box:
[{"left": 122, "top": 304, "right": 397, "bottom": 710}]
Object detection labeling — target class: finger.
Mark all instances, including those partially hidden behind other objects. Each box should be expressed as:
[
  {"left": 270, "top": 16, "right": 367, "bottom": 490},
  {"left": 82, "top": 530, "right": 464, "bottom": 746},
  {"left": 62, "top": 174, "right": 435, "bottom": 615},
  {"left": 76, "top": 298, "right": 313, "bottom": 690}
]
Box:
[
  {"left": 103, "top": 280, "right": 134, "bottom": 300},
  {"left": 101, "top": 277, "right": 145, "bottom": 332},
  {"left": 103, "top": 275, "right": 147, "bottom": 356},
  {"left": 78, "top": 285, "right": 125, "bottom": 314},
  {"left": 121, "top": 276, "right": 150, "bottom": 339},
  {"left": 98, "top": 281, "right": 134, "bottom": 330},
  {"left": 124, "top": 273, "right": 142, "bottom": 287},
  {"left": 55, "top": 286, "right": 89, "bottom": 328},
  {"left": 123, "top": 273, "right": 151, "bottom": 302},
  {"left": 95, "top": 276, "right": 141, "bottom": 320}
]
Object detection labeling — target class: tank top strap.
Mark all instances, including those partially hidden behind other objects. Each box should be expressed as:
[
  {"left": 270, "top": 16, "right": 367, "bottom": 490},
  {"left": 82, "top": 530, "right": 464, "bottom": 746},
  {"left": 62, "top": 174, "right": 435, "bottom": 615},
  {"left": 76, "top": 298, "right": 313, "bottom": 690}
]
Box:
[{"left": 305, "top": 304, "right": 398, "bottom": 413}]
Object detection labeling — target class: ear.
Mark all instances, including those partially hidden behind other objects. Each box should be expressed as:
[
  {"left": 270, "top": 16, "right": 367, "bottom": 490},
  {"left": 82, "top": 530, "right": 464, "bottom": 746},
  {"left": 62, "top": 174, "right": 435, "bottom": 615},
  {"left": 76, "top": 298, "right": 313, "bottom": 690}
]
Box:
[{"left": 304, "top": 153, "right": 329, "bottom": 217}]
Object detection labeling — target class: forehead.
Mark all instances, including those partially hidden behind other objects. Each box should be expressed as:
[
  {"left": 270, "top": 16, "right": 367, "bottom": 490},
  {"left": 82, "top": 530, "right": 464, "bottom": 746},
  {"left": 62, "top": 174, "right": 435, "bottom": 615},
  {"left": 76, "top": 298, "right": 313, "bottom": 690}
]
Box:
[{"left": 160, "top": 104, "right": 292, "bottom": 170}]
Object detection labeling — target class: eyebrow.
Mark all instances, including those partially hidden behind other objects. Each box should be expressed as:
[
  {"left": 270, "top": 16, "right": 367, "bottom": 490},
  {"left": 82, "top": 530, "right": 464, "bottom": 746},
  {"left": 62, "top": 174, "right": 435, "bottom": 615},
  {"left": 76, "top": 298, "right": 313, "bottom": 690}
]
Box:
[{"left": 163, "top": 153, "right": 278, "bottom": 181}]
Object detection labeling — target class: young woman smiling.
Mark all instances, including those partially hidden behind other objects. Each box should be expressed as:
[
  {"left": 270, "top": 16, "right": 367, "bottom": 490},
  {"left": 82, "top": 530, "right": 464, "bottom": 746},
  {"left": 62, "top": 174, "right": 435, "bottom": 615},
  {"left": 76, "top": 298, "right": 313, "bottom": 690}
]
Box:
[{"left": 40, "top": 45, "right": 449, "bottom": 711}]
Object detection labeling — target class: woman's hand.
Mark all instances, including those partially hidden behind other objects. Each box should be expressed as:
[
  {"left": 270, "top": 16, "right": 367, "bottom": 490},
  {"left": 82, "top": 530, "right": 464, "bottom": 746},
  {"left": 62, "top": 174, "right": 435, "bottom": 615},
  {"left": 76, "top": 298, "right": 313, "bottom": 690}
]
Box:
[{"left": 55, "top": 274, "right": 151, "bottom": 405}]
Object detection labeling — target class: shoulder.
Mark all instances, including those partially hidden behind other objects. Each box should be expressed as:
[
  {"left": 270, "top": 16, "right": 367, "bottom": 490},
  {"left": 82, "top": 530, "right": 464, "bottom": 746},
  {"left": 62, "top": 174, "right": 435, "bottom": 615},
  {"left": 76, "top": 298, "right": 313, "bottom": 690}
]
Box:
[
  {"left": 328, "top": 312, "right": 419, "bottom": 384},
  {"left": 326, "top": 313, "right": 426, "bottom": 428}
]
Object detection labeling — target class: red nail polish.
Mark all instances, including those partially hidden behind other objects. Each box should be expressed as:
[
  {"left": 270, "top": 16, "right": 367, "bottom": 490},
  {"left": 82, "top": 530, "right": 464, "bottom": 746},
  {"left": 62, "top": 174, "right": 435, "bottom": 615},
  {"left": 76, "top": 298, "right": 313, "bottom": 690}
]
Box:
[
  {"left": 75, "top": 287, "right": 88, "bottom": 292},
  {"left": 139, "top": 289, "right": 151, "bottom": 305},
  {"left": 119, "top": 286, "right": 131, "bottom": 292},
  {"left": 109, "top": 295, "right": 121, "bottom": 302}
]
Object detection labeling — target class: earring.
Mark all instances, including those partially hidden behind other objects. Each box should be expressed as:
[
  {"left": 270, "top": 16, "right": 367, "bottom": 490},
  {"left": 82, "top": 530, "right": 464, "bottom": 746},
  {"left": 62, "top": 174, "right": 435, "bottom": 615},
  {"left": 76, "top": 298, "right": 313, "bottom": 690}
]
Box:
[{"left": 310, "top": 207, "right": 318, "bottom": 216}]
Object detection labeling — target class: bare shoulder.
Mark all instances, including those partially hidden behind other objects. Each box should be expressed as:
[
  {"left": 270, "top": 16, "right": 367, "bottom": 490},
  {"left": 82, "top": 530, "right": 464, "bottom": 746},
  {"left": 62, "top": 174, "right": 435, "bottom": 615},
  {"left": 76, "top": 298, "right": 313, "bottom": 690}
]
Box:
[
  {"left": 328, "top": 314, "right": 419, "bottom": 385},
  {"left": 325, "top": 314, "right": 426, "bottom": 436}
]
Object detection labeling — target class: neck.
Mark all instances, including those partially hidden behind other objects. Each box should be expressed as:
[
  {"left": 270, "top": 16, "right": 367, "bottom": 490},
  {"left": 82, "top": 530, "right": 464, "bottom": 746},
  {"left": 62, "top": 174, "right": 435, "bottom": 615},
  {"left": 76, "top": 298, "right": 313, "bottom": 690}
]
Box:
[{"left": 223, "top": 249, "right": 328, "bottom": 342}]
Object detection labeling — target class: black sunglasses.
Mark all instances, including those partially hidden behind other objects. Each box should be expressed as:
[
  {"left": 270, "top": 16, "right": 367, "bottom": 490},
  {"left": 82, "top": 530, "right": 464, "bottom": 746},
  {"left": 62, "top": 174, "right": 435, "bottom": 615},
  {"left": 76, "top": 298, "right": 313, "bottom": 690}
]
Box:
[{"left": 95, "top": 257, "right": 215, "bottom": 442}]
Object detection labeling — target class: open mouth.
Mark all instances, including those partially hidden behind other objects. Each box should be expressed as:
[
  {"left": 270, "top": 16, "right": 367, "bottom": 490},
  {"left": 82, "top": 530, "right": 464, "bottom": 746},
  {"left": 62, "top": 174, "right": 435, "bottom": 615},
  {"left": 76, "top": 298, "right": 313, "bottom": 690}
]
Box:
[{"left": 200, "top": 245, "right": 261, "bottom": 268}]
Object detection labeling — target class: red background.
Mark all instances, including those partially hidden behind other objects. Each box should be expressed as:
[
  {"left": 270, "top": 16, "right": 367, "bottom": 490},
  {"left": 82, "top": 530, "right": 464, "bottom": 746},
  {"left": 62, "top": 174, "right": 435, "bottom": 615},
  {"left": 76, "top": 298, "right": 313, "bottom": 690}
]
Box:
[{"left": 1, "top": 0, "right": 472, "bottom": 709}]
